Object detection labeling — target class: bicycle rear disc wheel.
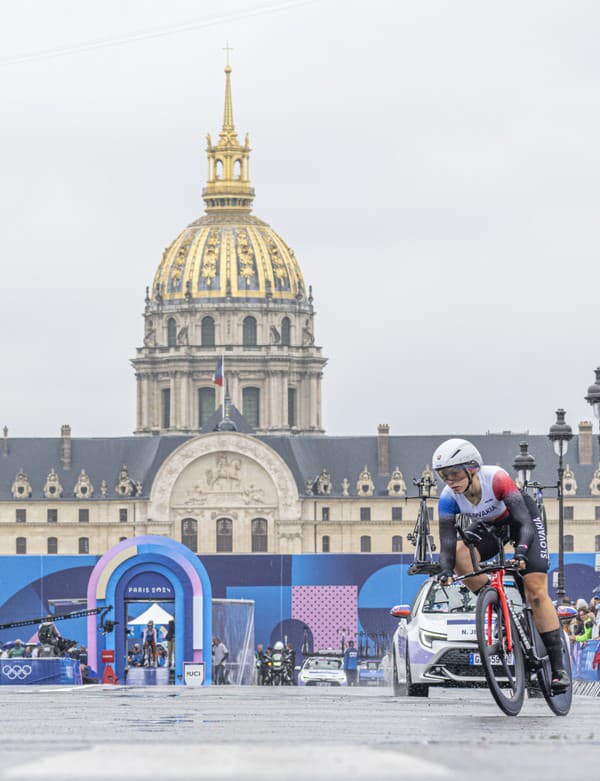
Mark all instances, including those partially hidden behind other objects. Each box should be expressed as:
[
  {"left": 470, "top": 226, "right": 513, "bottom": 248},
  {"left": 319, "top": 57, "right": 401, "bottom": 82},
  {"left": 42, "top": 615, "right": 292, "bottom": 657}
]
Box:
[
  {"left": 531, "top": 624, "right": 572, "bottom": 716},
  {"left": 476, "top": 587, "right": 526, "bottom": 716}
]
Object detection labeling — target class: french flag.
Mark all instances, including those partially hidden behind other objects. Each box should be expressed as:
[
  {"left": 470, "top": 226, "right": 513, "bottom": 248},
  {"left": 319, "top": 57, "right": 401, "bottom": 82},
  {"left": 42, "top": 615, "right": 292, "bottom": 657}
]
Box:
[{"left": 212, "top": 357, "right": 224, "bottom": 387}]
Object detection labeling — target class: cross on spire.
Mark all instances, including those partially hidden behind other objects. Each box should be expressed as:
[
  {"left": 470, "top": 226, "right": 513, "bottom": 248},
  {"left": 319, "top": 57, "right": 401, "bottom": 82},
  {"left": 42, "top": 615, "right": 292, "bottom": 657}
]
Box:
[{"left": 223, "top": 41, "right": 233, "bottom": 68}]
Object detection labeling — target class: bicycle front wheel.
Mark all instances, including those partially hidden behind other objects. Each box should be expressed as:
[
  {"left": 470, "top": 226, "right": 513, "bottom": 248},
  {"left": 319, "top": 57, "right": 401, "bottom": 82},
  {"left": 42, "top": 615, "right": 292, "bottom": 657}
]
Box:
[{"left": 476, "top": 587, "right": 526, "bottom": 716}]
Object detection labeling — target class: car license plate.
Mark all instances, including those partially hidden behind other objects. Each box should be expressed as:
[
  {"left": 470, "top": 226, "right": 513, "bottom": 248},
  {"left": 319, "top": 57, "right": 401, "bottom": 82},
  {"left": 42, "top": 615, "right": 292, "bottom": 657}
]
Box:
[
  {"left": 317, "top": 681, "right": 330, "bottom": 686},
  {"left": 469, "top": 652, "right": 514, "bottom": 666}
]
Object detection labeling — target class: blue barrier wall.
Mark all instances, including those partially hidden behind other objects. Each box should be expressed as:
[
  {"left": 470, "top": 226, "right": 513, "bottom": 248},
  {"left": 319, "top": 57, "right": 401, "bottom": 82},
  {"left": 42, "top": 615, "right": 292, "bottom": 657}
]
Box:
[{"left": 0, "top": 552, "right": 598, "bottom": 658}]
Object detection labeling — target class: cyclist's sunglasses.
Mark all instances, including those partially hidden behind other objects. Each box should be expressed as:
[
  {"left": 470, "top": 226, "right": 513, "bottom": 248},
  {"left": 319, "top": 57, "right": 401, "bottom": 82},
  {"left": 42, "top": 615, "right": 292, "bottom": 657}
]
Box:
[{"left": 437, "top": 467, "right": 467, "bottom": 482}]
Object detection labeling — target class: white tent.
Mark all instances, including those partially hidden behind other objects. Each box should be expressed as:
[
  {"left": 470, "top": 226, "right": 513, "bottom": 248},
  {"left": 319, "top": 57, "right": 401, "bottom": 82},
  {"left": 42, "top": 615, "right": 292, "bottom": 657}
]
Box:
[{"left": 128, "top": 603, "right": 174, "bottom": 626}]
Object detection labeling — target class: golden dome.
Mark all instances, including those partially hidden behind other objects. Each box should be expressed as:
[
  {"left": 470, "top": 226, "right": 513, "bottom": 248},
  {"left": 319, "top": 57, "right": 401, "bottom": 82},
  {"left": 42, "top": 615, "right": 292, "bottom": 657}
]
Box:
[{"left": 152, "top": 66, "right": 306, "bottom": 305}]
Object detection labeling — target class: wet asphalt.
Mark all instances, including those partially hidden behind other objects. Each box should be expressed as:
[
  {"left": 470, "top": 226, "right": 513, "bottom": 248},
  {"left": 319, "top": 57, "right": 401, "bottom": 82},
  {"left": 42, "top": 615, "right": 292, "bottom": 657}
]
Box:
[{"left": 0, "top": 685, "right": 598, "bottom": 780}]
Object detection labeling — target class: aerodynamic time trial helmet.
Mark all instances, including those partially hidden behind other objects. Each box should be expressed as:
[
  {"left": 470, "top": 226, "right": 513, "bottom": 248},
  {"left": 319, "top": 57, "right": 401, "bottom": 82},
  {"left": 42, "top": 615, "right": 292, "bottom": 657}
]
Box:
[{"left": 432, "top": 438, "right": 483, "bottom": 473}]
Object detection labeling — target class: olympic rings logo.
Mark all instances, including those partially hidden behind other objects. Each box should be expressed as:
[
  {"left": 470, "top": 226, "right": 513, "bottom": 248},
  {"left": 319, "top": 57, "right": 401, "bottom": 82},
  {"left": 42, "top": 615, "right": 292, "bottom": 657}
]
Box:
[{"left": 1, "top": 664, "right": 33, "bottom": 680}]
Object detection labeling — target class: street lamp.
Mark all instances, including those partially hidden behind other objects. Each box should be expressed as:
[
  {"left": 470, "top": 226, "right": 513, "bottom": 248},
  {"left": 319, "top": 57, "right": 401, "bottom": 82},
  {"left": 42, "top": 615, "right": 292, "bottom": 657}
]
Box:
[
  {"left": 584, "top": 366, "right": 600, "bottom": 448},
  {"left": 512, "top": 441, "right": 536, "bottom": 490},
  {"left": 547, "top": 409, "right": 573, "bottom": 600}
]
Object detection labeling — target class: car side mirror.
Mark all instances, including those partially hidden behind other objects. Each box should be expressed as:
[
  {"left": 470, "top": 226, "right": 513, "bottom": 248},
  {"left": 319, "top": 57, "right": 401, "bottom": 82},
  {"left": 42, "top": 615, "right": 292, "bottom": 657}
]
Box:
[{"left": 389, "top": 604, "right": 411, "bottom": 619}]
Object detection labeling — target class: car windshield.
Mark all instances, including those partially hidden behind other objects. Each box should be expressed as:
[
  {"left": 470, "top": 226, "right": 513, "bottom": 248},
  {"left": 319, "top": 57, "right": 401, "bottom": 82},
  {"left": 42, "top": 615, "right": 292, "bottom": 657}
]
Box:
[
  {"left": 422, "top": 580, "right": 522, "bottom": 614},
  {"left": 305, "top": 658, "right": 341, "bottom": 670}
]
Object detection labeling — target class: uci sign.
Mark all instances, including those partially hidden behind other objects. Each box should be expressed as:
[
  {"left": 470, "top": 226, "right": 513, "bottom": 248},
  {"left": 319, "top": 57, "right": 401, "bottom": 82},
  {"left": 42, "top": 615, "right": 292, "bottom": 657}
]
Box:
[{"left": 184, "top": 663, "right": 205, "bottom": 686}]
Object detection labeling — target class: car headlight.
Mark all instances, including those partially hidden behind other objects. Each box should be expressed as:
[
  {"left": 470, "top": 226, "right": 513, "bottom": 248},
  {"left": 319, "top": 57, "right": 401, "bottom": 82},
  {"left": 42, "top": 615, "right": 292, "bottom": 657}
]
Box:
[{"left": 418, "top": 628, "right": 447, "bottom": 648}]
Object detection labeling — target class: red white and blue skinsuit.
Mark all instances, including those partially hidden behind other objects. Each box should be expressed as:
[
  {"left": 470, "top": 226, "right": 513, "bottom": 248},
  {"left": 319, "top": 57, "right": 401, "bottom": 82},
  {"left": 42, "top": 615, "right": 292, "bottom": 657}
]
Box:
[{"left": 438, "top": 466, "right": 549, "bottom": 574}]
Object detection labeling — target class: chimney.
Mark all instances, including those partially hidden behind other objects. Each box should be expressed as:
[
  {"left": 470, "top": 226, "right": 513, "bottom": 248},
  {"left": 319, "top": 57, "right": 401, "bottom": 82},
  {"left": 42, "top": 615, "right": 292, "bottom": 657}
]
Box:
[
  {"left": 61, "top": 424, "right": 72, "bottom": 470},
  {"left": 578, "top": 421, "right": 593, "bottom": 465},
  {"left": 2, "top": 426, "right": 8, "bottom": 457},
  {"left": 377, "top": 424, "right": 390, "bottom": 475}
]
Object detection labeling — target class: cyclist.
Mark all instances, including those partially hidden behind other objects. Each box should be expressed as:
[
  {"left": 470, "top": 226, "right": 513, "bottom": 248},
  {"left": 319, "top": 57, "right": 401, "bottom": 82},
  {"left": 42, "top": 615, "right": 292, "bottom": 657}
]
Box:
[{"left": 432, "top": 438, "right": 569, "bottom": 693}]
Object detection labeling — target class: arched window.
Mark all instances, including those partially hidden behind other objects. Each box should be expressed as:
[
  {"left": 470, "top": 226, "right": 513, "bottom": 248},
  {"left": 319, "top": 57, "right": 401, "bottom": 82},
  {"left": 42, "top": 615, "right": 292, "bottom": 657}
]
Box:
[
  {"left": 215, "top": 159, "right": 223, "bottom": 179},
  {"left": 16, "top": 537, "right": 26, "bottom": 555},
  {"left": 322, "top": 535, "right": 330, "bottom": 553},
  {"left": 281, "top": 317, "right": 291, "bottom": 346},
  {"left": 360, "top": 535, "right": 371, "bottom": 553},
  {"left": 563, "top": 534, "right": 574, "bottom": 552},
  {"left": 242, "top": 387, "right": 260, "bottom": 428},
  {"left": 216, "top": 518, "right": 233, "bottom": 553},
  {"left": 251, "top": 518, "right": 268, "bottom": 552},
  {"left": 167, "top": 318, "right": 177, "bottom": 347},
  {"left": 201, "top": 316, "right": 215, "bottom": 347},
  {"left": 47, "top": 537, "right": 58, "bottom": 555},
  {"left": 181, "top": 518, "right": 198, "bottom": 552},
  {"left": 392, "top": 535, "right": 403, "bottom": 552},
  {"left": 198, "top": 387, "right": 216, "bottom": 428},
  {"left": 243, "top": 316, "right": 257, "bottom": 347},
  {"left": 595, "top": 535, "right": 600, "bottom": 552},
  {"left": 78, "top": 537, "right": 89, "bottom": 554},
  {"left": 233, "top": 159, "right": 242, "bottom": 179}
]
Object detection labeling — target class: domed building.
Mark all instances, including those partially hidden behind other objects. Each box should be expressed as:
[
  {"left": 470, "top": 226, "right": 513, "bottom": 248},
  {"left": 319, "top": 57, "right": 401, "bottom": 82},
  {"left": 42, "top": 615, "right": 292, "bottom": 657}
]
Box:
[{"left": 132, "top": 65, "right": 326, "bottom": 436}]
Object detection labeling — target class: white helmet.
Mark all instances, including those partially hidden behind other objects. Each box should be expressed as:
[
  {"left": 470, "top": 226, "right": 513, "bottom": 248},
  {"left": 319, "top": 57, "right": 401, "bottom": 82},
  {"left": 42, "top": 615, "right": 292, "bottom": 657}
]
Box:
[
  {"left": 432, "top": 438, "right": 482, "bottom": 472},
  {"left": 273, "top": 641, "right": 284, "bottom": 651}
]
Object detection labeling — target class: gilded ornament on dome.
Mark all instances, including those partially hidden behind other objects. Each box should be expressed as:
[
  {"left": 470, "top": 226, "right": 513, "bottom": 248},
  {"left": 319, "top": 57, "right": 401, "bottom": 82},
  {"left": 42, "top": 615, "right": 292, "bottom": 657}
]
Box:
[
  {"left": 267, "top": 238, "right": 289, "bottom": 289},
  {"left": 235, "top": 229, "right": 256, "bottom": 288},
  {"left": 169, "top": 239, "right": 191, "bottom": 292},
  {"left": 200, "top": 229, "right": 221, "bottom": 288}
]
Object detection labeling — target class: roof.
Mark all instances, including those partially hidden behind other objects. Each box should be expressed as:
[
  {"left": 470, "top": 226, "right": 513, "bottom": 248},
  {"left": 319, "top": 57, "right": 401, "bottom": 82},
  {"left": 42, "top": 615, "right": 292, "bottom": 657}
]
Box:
[{"left": 0, "top": 430, "right": 598, "bottom": 501}]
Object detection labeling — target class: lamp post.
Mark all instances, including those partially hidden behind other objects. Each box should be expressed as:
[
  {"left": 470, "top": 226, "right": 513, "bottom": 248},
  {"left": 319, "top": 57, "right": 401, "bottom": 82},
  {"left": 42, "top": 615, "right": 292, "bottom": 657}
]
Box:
[
  {"left": 548, "top": 409, "right": 573, "bottom": 601},
  {"left": 584, "top": 366, "right": 600, "bottom": 449},
  {"left": 512, "top": 441, "right": 536, "bottom": 490}
]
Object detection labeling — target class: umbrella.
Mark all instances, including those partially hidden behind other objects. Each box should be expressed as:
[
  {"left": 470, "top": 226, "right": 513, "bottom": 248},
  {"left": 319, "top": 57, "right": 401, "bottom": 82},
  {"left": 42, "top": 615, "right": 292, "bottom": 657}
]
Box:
[{"left": 128, "top": 603, "right": 174, "bottom": 626}]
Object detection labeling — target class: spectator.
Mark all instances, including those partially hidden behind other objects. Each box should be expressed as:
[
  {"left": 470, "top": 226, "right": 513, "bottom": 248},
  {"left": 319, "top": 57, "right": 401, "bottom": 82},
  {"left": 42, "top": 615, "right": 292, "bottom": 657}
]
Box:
[
  {"left": 285, "top": 643, "right": 297, "bottom": 685},
  {"left": 81, "top": 663, "right": 99, "bottom": 684},
  {"left": 129, "top": 643, "right": 144, "bottom": 667},
  {"left": 570, "top": 609, "right": 594, "bottom": 643},
  {"left": 142, "top": 620, "right": 158, "bottom": 667},
  {"left": 24, "top": 644, "right": 34, "bottom": 658},
  {"left": 156, "top": 644, "right": 167, "bottom": 667},
  {"left": 165, "top": 619, "right": 175, "bottom": 669},
  {"left": 38, "top": 617, "right": 59, "bottom": 648},
  {"left": 212, "top": 636, "right": 229, "bottom": 685},
  {"left": 8, "top": 639, "right": 26, "bottom": 658},
  {"left": 343, "top": 639, "right": 359, "bottom": 686},
  {"left": 255, "top": 644, "right": 265, "bottom": 685}
]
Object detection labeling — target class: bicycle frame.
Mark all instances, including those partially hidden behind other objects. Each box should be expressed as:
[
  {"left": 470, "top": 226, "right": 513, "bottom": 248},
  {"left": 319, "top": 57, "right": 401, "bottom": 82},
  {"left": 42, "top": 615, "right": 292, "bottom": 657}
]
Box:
[{"left": 457, "top": 525, "right": 540, "bottom": 669}]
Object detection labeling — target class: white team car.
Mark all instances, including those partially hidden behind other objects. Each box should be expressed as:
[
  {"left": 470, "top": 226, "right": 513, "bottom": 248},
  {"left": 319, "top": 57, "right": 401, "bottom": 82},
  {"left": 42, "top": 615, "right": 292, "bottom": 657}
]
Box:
[
  {"left": 297, "top": 655, "right": 347, "bottom": 686},
  {"left": 390, "top": 577, "right": 523, "bottom": 697}
]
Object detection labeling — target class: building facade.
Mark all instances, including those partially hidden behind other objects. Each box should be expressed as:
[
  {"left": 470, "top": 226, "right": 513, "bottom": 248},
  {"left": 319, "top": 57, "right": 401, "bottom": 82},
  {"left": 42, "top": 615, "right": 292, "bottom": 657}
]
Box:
[{"left": 2, "top": 68, "right": 600, "bottom": 558}]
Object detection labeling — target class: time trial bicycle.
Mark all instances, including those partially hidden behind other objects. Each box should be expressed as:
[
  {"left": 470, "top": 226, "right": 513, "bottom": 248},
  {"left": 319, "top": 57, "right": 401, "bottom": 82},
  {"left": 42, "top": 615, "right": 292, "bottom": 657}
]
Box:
[
  {"left": 453, "top": 520, "right": 572, "bottom": 716},
  {"left": 407, "top": 476, "right": 440, "bottom": 576}
]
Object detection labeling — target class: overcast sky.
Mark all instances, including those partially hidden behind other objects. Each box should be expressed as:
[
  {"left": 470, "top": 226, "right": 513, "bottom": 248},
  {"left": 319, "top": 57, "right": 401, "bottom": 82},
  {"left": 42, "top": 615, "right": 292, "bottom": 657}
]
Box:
[{"left": 1, "top": 0, "right": 599, "bottom": 440}]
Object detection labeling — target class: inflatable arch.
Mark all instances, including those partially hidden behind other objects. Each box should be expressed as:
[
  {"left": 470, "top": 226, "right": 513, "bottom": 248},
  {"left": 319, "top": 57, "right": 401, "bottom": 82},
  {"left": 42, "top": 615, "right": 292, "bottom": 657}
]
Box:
[{"left": 86, "top": 535, "right": 212, "bottom": 685}]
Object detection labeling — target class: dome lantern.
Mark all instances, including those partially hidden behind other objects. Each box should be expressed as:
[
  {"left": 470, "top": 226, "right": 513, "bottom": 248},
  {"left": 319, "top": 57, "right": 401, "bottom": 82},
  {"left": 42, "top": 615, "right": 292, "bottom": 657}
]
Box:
[{"left": 202, "top": 64, "right": 255, "bottom": 214}]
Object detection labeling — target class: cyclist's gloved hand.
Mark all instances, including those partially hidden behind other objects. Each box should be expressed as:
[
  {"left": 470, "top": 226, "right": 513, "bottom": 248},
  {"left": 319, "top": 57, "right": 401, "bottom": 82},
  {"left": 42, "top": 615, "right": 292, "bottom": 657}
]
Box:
[
  {"left": 437, "top": 569, "right": 454, "bottom": 585},
  {"left": 510, "top": 544, "right": 528, "bottom": 570},
  {"left": 462, "top": 527, "right": 483, "bottom": 544}
]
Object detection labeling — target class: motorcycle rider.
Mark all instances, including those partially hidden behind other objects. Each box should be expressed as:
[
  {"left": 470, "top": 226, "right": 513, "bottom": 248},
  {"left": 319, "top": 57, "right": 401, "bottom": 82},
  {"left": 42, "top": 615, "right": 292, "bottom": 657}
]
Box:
[{"left": 432, "top": 438, "right": 570, "bottom": 693}]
